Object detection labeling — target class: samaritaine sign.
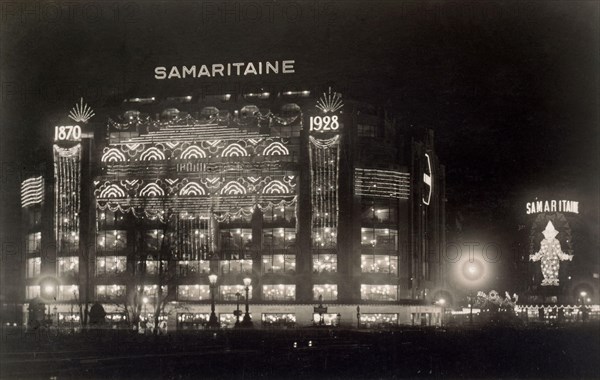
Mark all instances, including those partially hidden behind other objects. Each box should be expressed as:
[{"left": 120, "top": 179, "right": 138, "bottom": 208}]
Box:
[
  {"left": 526, "top": 200, "right": 579, "bottom": 215},
  {"left": 154, "top": 60, "right": 296, "bottom": 79}
]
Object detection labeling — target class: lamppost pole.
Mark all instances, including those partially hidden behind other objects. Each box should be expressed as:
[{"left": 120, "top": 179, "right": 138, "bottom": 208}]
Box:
[
  {"left": 207, "top": 274, "right": 219, "bottom": 328},
  {"left": 241, "top": 277, "right": 253, "bottom": 327},
  {"left": 234, "top": 292, "right": 241, "bottom": 327}
]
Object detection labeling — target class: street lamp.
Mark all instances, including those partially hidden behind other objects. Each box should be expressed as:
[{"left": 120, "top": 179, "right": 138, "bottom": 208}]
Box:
[
  {"left": 207, "top": 274, "right": 220, "bottom": 328},
  {"left": 240, "top": 277, "right": 254, "bottom": 328},
  {"left": 437, "top": 298, "right": 446, "bottom": 327}
]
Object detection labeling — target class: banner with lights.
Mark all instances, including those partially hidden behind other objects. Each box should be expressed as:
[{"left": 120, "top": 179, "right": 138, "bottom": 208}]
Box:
[{"left": 54, "top": 144, "right": 82, "bottom": 252}]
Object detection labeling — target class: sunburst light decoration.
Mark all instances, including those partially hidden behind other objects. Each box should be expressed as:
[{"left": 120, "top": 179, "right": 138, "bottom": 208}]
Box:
[
  {"left": 68, "top": 98, "right": 95, "bottom": 123},
  {"left": 316, "top": 87, "right": 343, "bottom": 113}
]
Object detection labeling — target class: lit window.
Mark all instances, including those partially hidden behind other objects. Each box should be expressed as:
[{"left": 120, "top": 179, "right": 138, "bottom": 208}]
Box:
[
  {"left": 263, "top": 229, "right": 296, "bottom": 250},
  {"left": 220, "top": 229, "right": 252, "bottom": 251},
  {"left": 26, "top": 232, "right": 41, "bottom": 253},
  {"left": 96, "top": 285, "right": 126, "bottom": 301},
  {"left": 177, "top": 285, "right": 210, "bottom": 301},
  {"left": 262, "top": 284, "right": 295, "bottom": 301},
  {"left": 96, "top": 256, "right": 126, "bottom": 275},
  {"left": 58, "top": 256, "right": 79, "bottom": 276},
  {"left": 141, "top": 285, "right": 168, "bottom": 298},
  {"left": 312, "top": 254, "right": 337, "bottom": 273},
  {"left": 145, "top": 260, "right": 168, "bottom": 275},
  {"left": 27, "top": 258, "right": 41, "bottom": 278},
  {"left": 176, "top": 260, "right": 210, "bottom": 276},
  {"left": 312, "top": 227, "right": 337, "bottom": 249},
  {"left": 262, "top": 254, "right": 296, "bottom": 274},
  {"left": 261, "top": 313, "right": 296, "bottom": 327},
  {"left": 312, "top": 284, "right": 338, "bottom": 301},
  {"left": 263, "top": 205, "right": 296, "bottom": 224},
  {"left": 361, "top": 255, "right": 398, "bottom": 274},
  {"left": 360, "top": 284, "right": 398, "bottom": 301},
  {"left": 219, "top": 259, "right": 252, "bottom": 275},
  {"left": 26, "top": 285, "right": 40, "bottom": 299},
  {"left": 57, "top": 285, "right": 79, "bottom": 301},
  {"left": 360, "top": 228, "right": 398, "bottom": 250},
  {"left": 219, "top": 285, "right": 253, "bottom": 301},
  {"left": 360, "top": 313, "right": 398, "bottom": 328},
  {"left": 97, "top": 230, "right": 127, "bottom": 251}
]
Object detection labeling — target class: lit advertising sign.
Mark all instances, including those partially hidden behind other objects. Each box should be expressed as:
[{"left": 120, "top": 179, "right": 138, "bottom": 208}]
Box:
[
  {"left": 154, "top": 60, "right": 295, "bottom": 79},
  {"left": 525, "top": 200, "right": 579, "bottom": 214},
  {"left": 54, "top": 125, "right": 82, "bottom": 142}
]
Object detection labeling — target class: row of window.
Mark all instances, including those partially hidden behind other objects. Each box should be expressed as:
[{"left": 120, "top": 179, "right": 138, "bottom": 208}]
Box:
[
  {"left": 25, "top": 227, "right": 400, "bottom": 255},
  {"left": 27, "top": 254, "right": 400, "bottom": 278},
  {"left": 26, "top": 284, "right": 398, "bottom": 302}
]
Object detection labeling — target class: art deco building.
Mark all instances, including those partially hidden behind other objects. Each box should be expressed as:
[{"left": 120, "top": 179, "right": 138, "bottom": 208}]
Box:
[{"left": 21, "top": 88, "right": 446, "bottom": 329}]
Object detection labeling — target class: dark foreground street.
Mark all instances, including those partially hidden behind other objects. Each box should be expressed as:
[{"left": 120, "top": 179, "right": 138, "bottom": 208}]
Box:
[{"left": 1, "top": 325, "right": 599, "bottom": 379}]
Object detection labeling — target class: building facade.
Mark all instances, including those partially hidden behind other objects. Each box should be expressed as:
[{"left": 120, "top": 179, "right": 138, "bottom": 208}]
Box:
[{"left": 21, "top": 88, "right": 446, "bottom": 329}]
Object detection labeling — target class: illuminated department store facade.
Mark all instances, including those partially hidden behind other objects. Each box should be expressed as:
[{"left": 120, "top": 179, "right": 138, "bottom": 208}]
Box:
[{"left": 21, "top": 87, "right": 446, "bottom": 329}]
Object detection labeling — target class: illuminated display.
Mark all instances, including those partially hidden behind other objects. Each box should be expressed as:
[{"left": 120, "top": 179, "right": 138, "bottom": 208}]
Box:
[
  {"left": 68, "top": 98, "right": 95, "bottom": 123},
  {"left": 526, "top": 200, "right": 579, "bottom": 214},
  {"left": 354, "top": 168, "right": 410, "bottom": 199},
  {"left": 529, "top": 221, "right": 573, "bottom": 286},
  {"left": 316, "top": 87, "right": 344, "bottom": 113},
  {"left": 309, "top": 115, "right": 340, "bottom": 132},
  {"left": 309, "top": 135, "right": 340, "bottom": 248},
  {"left": 21, "top": 176, "right": 44, "bottom": 207},
  {"left": 53, "top": 144, "right": 81, "bottom": 252},
  {"left": 54, "top": 125, "right": 82, "bottom": 142},
  {"left": 154, "top": 60, "right": 295, "bottom": 79}
]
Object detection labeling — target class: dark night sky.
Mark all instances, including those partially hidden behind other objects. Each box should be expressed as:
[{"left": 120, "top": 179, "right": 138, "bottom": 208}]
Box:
[{"left": 1, "top": 1, "right": 599, "bottom": 272}]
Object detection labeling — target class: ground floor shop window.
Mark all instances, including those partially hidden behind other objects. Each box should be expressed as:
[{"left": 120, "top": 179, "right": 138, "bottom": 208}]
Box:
[
  {"left": 261, "top": 313, "right": 296, "bottom": 328},
  {"left": 177, "top": 313, "right": 210, "bottom": 330},
  {"left": 360, "top": 313, "right": 398, "bottom": 328},
  {"left": 313, "top": 313, "right": 341, "bottom": 326}
]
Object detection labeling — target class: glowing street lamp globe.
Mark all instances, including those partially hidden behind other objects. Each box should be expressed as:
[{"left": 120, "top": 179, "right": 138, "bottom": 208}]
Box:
[
  {"left": 208, "top": 274, "right": 218, "bottom": 285},
  {"left": 243, "top": 277, "right": 252, "bottom": 287},
  {"left": 462, "top": 260, "right": 484, "bottom": 282}
]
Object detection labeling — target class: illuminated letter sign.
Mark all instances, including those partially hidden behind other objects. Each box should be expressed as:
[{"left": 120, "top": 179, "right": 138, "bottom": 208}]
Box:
[
  {"left": 423, "top": 153, "right": 432, "bottom": 205},
  {"left": 525, "top": 200, "right": 579, "bottom": 215},
  {"left": 54, "top": 125, "right": 82, "bottom": 142},
  {"left": 309, "top": 115, "right": 340, "bottom": 132}
]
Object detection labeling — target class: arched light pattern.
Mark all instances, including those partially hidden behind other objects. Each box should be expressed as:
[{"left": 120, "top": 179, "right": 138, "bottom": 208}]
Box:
[
  {"left": 180, "top": 145, "right": 207, "bottom": 159},
  {"left": 139, "top": 147, "right": 166, "bottom": 161},
  {"left": 263, "top": 141, "right": 289, "bottom": 156},
  {"left": 262, "top": 180, "right": 290, "bottom": 194},
  {"left": 99, "top": 184, "right": 126, "bottom": 199},
  {"left": 179, "top": 182, "right": 206, "bottom": 196},
  {"left": 220, "top": 181, "right": 247, "bottom": 195},
  {"left": 221, "top": 143, "right": 248, "bottom": 157},
  {"left": 21, "top": 176, "right": 44, "bottom": 207},
  {"left": 139, "top": 183, "right": 165, "bottom": 197},
  {"left": 101, "top": 148, "right": 127, "bottom": 162}
]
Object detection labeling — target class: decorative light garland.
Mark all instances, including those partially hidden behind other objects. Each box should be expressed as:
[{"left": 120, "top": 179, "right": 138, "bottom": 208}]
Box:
[
  {"left": 21, "top": 176, "right": 44, "bottom": 207},
  {"left": 309, "top": 135, "right": 340, "bottom": 248},
  {"left": 54, "top": 144, "right": 81, "bottom": 252}
]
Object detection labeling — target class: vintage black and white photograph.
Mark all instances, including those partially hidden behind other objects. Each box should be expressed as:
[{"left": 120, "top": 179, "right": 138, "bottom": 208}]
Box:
[{"left": 0, "top": 1, "right": 598, "bottom": 379}]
